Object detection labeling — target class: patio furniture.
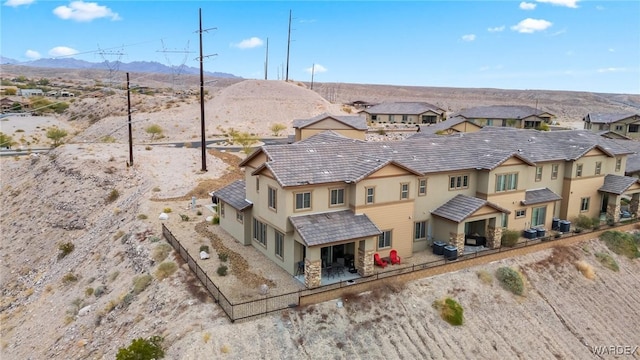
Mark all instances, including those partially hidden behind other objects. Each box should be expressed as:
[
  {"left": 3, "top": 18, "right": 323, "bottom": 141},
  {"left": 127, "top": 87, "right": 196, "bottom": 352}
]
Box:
[
  {"left": 389, "top": 249, "right": 401, "bottom": 265},
  {"left": 373, "top": 253, "right": 388, "bottom": 268},
  {"left": 295, "top": 260, "right": 305, "bottom": 276}
]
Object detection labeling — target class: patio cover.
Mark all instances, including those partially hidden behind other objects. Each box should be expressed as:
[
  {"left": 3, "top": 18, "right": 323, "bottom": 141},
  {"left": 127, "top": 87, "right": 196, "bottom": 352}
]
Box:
[
  {"left": 431, "top": 194, "right": 511, "bottom": 223},
  {"left": 289, "top": 210, "right": 381, "bottom": 247}
]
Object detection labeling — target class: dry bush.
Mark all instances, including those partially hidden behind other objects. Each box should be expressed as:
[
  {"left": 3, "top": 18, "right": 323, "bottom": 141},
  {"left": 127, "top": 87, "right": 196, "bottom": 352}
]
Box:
[
  {"left": 575, "top": 260, "right": 596, "bottom": 280},
  {"left": 151, "top": 243, "right": 173, "bottom": 263},
  {"left": 432, "top": 298, "right": 464, "bottom": 326},
  {"left": 155, "top": 261, "right": 178, "bottom": 280},
  {"left": 476, "top": 270, "right": 493, "bottom": 285},
  {"left": 595, "top": 252, "right": 619, "bottom": 272}
]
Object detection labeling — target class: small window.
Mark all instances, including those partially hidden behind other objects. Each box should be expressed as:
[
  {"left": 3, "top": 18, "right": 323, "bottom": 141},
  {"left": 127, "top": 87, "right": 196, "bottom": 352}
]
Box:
[
  {"left": 268, "top": 187, "right": 277, "bottom": 211},
  {"left": 365, "top": 187, "right": 375, "bottom": 204},
  {"left": 515, "top": 209, "right": 526, "bottom": 219},
  {"left": 576, "top": 164, "right": 583, "bottom": 177},
  {"left": 535, "top": 166, "right": 543, "bottom": 182},
  {"left": 236, "top": 210, "right": 243, "bottom": 223},
  {"left": 253, "top": 219, "right": 267, "bottom": 246},
  {"left": 630, "top": 124, "right": 639, "bottom": 133},
  {"left": 400, "top": 183, "right": 409, "bottom": 200},
  {"left": 389, "top": 115, "right": 395, "bottom": 123},
  {"left": 371, "top": 114, "right": 378, "bottom": 121},
  {"left": 378, "top": 230, "right": 392, "bottom": 249},
  {"left": 275, "top": 231, "right": 284, "bottom": 259},
  {"left": 449, "top": 174, "right": 469, "bottom": 190},
  {"left": 580, "top": 197, "right": 590, "bottom": 212},
  {"left": 551, "top": 164, "right": 559, "bottom": 179},
  {"left": 595, "top": 161, "right": 602, "bottom": 175},
  {"left": 256, "top": 177, "right": 260, "bottom": 193},
  {"left": 616, "top": 158, "right": 622, "bottom": 172},
  {"left": 401, "top": 115, "right": 408, "bottom": 123},
  {"left": 220, "top": 203, "right": 225, "bottom": 218},
  {"left": 295, "top": 192, "right": 311, "bottom": 210},
  {"left": 330, "top": 188, "right": 345, "bottom": 206},
  {"left": 418, "top": 178, "right": 427, "bottom": 196},
  {"left": 615, "top": 125, "right": 624, "bottom": 131},
  {"left": 496, "top": 173, "right": 518, "bottom": 192},
  {"left": 414, "top": 221, "right": 426, "bottom": 241}
]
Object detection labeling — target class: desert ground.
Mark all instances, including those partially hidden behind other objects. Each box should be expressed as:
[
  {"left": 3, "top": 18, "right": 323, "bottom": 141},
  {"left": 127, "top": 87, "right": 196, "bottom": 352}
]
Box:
[{"left": 1, "top": 69, "right": 639, "bottom": 359}]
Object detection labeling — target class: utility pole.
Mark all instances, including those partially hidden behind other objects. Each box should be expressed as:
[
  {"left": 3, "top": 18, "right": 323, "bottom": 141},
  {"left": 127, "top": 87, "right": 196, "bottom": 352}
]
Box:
[
  {"left": 126, "top": 72, "right": 133, "bottom": 166},
  {"left": 310, "top": 64, "right": 315, "bottom": 90},
  {"left": 285, "top": 9, "right": 292, "bottom": 82},
  {"left": 196, "top": 8, "right": 217, "bottom": 172},
  {"left": 264, "top": 37, "right": 269, "bottom": 80}
]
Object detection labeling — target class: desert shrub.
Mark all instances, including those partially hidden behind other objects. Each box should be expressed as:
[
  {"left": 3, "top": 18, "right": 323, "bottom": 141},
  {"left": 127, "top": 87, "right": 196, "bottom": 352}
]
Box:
[
  {"left": 85, "top": 287, "right": 94, "bottom": 297},
  {"left": 62, "top": 272, "right": 78, "bottom": 284},
  {"left": 599, "top": 231, "right": 640, "bottom": 259},
  {"left": 155, "top": 261, "right": 178, "bottom": 280},
  {"left": 595, "top": 252, "right": 619, "bottom": 272},
  {"left": 217, "top": 265, "right": 228, "bottom": 276},
  {"left": 57, "top": 241, "right": 75, "bottom": 259},
  {"left": 46, "top": 127, "right": 68, "bottom": 146},
  {"left": 106, "top": 188, "right": 120, "bottom": 203},
  {"left": 476, "top": 270, "right": 493, "bottom": 285},
  {"left": 151, "top": 243, "right": 173, "bottom": 263},
  {"left": 94, "top": 286, "right": 106, "bottom": 298},
  {"left": 212, "top": 215, "right": 220, "bottom": 225},
  {"left": 152, "top": 187, "right": 161, "bottom": 192},
  {"left": 575, "top": 260, "right": 595, "bottom": 280},
  {"left": 377, "top": 129, "right": 386, "bottom": 135},
  {"left": 145, "top": 146, "right": 152, "bottom": 151},
  {"left": 163, "top": 207, "right": 172, "bottom": 213},
  {"left": 199, "top": 245, "right": 210, "bottom": 253},
  {"left": 218, "top": 252, "right": 228, "bottom": 262},
  {"left": 145, "top": 124, "right": 163, "bottom": 141},
  {"left": 501, "top": 229, "right": 520, "bottom": 247},
  {"left": 100, "top": 135, "right": 116, "bottom": 143},
  {"left": 132, "top": 274, "right": 153, "bottom": 295},
  {"left": 116, "top": 336, "right": 164, "bottom": 360},
  {"left": 113, "top": 230, "right": 125, "bottom": 241},
  {"left": 179, "top": 214, "right": 189, "bottom": 221},
  {"left": 270, "top": 123, "right": 287, "bottom": 136},
  {"left": 196, "top": 210, "right": 202, "bottom": 216},
  {"left": 496, "top": 267, "right": 524, "bottom": 295},
  {"left": 574, "top": 214, "right": 597, "bottom": 230},
  {"left": 137, "top": 214, "right": 148, "bottom": 220},
  {"left": 122, "top": 292, "right": 135, "bottom": 307},
  {"left": 433, "top": 298, "right": 464, "bottom": 326},
  {"left": 109, "top": 271, "right": 120, "bottom": 282}
]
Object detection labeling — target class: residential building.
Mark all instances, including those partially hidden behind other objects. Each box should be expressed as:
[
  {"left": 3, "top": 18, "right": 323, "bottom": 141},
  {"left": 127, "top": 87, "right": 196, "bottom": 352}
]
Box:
[
  {"left": 418, "top": 116, "right": 483, "bottom": 135},
  {"left": 361, "top": 102, "right": 446, "bottom": 125},
  {"left": 292, "top": 113, "right": 368, "bottom": 142},
  {"left": 18, "top": 89, "right": 43, "bottom": 97},
  {"left": 583, "top": 112, "right": 640, "bottom": 139},
  {"left": 213, "top": 127, "right": 636, "bottom": 288},
  {"left": 454, "top": 105, "right": 554, "bottom": 129}
]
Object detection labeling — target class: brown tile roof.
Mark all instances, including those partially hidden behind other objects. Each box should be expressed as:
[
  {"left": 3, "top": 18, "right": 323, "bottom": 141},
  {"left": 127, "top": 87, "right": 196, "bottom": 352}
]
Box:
[
  {"left": 431, "top": 194, "right": 510, "bottom": 223},
  {"left": 289, "top": 210, "right": 381, "bottom": 246},
  {"left": 521, "top": 188, "right": 562, "bottom": 205},
  {"left": 292, "top": 113, "right": 368, "bottom": 130},
  {"left": 584, "top": 113, "right": 639, "bottom": 124},
  {"left": 211, "top": 180, "right": 253, "bottom": 210},
  {"left": 599, "top": 174, "right": 640, "bottom": 195}
]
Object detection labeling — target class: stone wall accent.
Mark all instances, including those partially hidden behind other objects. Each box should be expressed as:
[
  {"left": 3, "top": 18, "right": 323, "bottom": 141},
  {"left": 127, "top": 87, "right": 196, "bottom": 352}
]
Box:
[
  {"left": 358, "top": 248, "right": 375, "bottom": 277},
  {"left": 607, "top": 203, "right": 621, "bottom": 223},
  {"left": 449, "top": 232, "right": 465, "bottom": 254},
  {"left": 630, "top": 194, "right": 639, "bottom": 217},
  {"left": 486, "top": 226, "right": 502, "bottom": 249},
  {"left": 304, "top": 259, "right": 321, "bottom": 289}
]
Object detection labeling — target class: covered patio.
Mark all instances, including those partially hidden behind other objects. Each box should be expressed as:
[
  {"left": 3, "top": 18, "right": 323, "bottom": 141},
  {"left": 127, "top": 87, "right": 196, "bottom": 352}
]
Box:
[{"left": 599, "top": 174, "right": 640, "bottom": 222}]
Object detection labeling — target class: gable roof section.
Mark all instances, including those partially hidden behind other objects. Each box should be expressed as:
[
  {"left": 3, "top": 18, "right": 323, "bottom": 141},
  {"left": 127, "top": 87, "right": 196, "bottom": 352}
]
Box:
[
  {"left": 418, "top": 116, "right": 481, "bottom": 134},
  {"left": 521, "top": 188, "right": 562, "bottom": 205},
  {"left": 456, "top": 105, "right": 552, "bottom": 119},
  {"left": 296, "top": 130, "right": 364, "bottom": 145},
  {"left": 599, "top": 174, "right": 640, "bottom": 195},
  {"left": 212, "top": 180, "right": 253, "bottom": 210},
  {"left": 362, "top": 102, "right": 444, "bottom": 115},
  {"left": 431, "top": 194, "right": 511, "bottom": 223},
  {"left": 585, "top": 112, "right": 639, "bottom": 124},
  {"left": 292, "top": 113, "right": 368, "bottom": 130},
  {"left": 289, "top": 210, "right": 381, "bottom": 247}
]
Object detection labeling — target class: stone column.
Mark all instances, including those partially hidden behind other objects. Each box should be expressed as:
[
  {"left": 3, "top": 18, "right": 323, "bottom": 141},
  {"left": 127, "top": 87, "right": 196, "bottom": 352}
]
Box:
[
  {"left": 630, "top": 193, "right": 640, "bottom": 217},
  {"left": 449, "top": 232, "right": 465, "bottom": 254},
  {"left": 304, "top": 259, "right": 321, "bottom": 289},
  {"left": 607, "top": 203, "right": 621, "bottom": 223},
  {"left": 357, "top": 248, "right": 375, "bottom": 277},
  {"left": 486, "top": 226, "right": 502, "bottom": 249}
]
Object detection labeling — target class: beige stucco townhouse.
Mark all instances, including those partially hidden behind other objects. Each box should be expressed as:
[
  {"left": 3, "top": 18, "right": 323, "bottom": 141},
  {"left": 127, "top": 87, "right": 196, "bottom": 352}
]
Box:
[{"left": 455, "top": 105, "right": 554, "bottom": 129}]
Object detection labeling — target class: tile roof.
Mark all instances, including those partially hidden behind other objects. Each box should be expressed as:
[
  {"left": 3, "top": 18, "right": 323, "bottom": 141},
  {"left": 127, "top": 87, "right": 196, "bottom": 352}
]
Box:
[
  {"left": 292, "top": 113, "right": 368, "bottom": 130},
  {"left": 521, "top": 188, "right": 562, "bottom": 205},
  {"left": 417, "top": 116, "right": 476, "bottom": 134},
  {"left": 296, "top": 130, "right": 364, "bottom": 145},
  {"left": 598, "top": 174, "right": 640, "bottom": 195},
  {"left": 431, "top": 194, "right": 510, "bottom": 223},
  {"left": 362, "top": 102, "right": 444, "bottom": 115},
  {"left": 211, "top": 180, "right": 253, "bottom": 210},
  {"left": 585, "top": 112, "right": 639, "bottom": 124},
  {"left": 289, "top": 210, "right": 381, "bottom": 247},
  {"left": 455, "top": 105, "right": 552, "bottom": 119}
]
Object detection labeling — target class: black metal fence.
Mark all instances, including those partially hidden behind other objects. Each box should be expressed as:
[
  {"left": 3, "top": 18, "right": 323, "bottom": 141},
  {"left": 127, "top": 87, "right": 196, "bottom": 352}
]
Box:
[{"left": 162, "top": 220, "right": 636, "bottom": 322}]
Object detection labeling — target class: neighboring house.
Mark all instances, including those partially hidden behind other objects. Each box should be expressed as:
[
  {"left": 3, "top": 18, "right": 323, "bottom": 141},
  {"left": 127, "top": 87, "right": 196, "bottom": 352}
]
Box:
[
  {"left": 0, "top": 97, "right": 28, "bottom": 112},
  {"left": 345, "top": 100, "right": 376, "bottom": 109},
  {"left": 18, "top": 89, "right": 43, "bottom": 97},
  {"left": 212, "top": 127, "right": 636, "bottom": 288},
  {"left": 418, "top": 116, "right": 483, "bottom": 135},
  {"left": 361, "top": 102, "right": 446, "bottom": 125},
  {"left": 583, "top": 112, "right": 640, "bottom": 139},
  {"left": 454, "top": 105, "right": 554, "bottom": 129},
  {"left": 292, "top": 113, "right": 368, "bottom": 142}
]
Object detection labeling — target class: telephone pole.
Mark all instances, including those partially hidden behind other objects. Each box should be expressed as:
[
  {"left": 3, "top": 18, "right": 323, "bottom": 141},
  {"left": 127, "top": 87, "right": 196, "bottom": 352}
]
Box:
[
  {"left": 126, "top": 72, "right": 133, "bottom": 166},
  {"left": 264, "top": 37, "right": 269, "bottom": 80},
  {"left": 196, "top": 8, "right": 217, "bottom": 172},
  {"left": 310, "top": 64, "right": 315, "bottom": 90},
  {"left": 285, "top": 9, "right": 292, "bottom": 82}
]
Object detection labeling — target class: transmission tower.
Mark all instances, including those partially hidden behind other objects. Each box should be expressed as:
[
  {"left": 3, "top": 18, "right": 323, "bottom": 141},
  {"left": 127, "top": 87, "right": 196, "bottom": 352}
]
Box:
[
  {"left": 157, "top": 40, "right": 194, "bottom": 97},
  {"left": 97, "top": 46, "right": 125, "bottom": 92}
]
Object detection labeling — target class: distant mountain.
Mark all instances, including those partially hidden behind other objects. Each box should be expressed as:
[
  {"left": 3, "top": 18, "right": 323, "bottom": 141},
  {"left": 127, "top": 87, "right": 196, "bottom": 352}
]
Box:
[{"left": 1, "top": 57, "right": 241, "bottom": 79}]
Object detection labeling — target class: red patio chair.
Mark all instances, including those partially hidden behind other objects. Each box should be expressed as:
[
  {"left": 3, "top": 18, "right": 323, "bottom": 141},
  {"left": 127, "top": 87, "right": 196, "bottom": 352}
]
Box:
[
  {"left": 373, "top": 253, "right": 388, "bottom": 268},
  {"left": 389, "top": 249, "right": 401, "bottom": 265}
]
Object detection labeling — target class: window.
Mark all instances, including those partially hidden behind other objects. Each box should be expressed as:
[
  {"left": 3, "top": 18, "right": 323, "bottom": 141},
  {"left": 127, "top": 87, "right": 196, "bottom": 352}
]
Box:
[
  {"left": 418, "top": 178, "right": 427, "bottom": 196},
  {"left": 378, "top": 230, "right": 392, "bottom": 249},
  {"left": 595, "top": 161, "right": 602, "bottom": 175},
  {"left": 401, "top": 115, "right": 408, "bottom": 123},
  {"left": 551, "top": 164, "right": 559, "bottom": 179},
  {"left": 580, "top": 197, "right": 590, "bottom": 212},
  {"left": 365, "top": 187, "right": 375, "bottom": 204},
  {"left": 630, "top": 124, "right": 639, "bottom": 133},
  {"left": 236, "top": 210, "right": 243, "bottom": 223},
  {"left": 615, "top": 125, "right": 624, "bottom": 131},
  {"left": 268, "top": 186, "right": 277, "bottom": 210},
  {"left": 256, "top": 177, "right": 260, "bottom": 193},
  {"left": 389, "top": 115, "right": 395, "bottom": 123},
  {"left": 535, "top": 166, "right": 543, "bottom": 182},
  {"left": 531, "top": 206, "right": 546, "bottom": 227},
  {"left": 576, "top": 164, "right": 583, "bottom": 177},
  {"left": 220, "top": 203, "right": 225, "bottom": 217},
  {"left": 496, "top": 173, "right": 518, "bottom": 192},
  {"left": 486, "top": 119, "right": 493, "bottom": 126},
  {"left": 449, "top": 174, "right": 469, "bottom": 190},
  {"left": 421, "top": 115, "right": 436, "bottom": 124},
  {"left": 616, "top": 158, "right": 622, "bottom": 172},
  {"left": 275, "top": 231, "right": 284, "bottom": 259},
  {"left": 253, "top": 219, "right": 267, "bottom": 246},
  {"left": 371, "top": 115, "right": 378, "bottom": 121},
  {"left": 515, "top": 209, "right": 526, "bottom": 219},
  {"left": 330, "top": 188, "right": 345, "bottom": 206},
  {"left": 295, "top": 191, "right": 311, "bottom": 210},
  {"left": 414, "top": 221, "right": 426, "bottom": 241},
  {"left": 400, "top": 183, "right": 409, "bottom": 199}
]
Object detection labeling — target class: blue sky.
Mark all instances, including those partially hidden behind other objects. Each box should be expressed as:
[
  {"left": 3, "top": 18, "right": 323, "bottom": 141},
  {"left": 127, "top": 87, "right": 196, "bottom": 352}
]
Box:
[{"left": 1, "top": 0, "right": 639, "bottom": 94}]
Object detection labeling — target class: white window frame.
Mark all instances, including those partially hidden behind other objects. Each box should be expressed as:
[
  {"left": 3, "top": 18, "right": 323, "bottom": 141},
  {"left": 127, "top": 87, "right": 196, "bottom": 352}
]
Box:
[
  {"left": 365, "top": 187, "right": 375, "bottom": 204},
  {"left": 268, "top": 186, "right": 277, "bottom": 211},
  {"left": 274, "top": 230, "right": 284, "bottom": 259},
  {"left": 595, "top": 161, "right": 602, "bottom": 175},
  {"left": 551, "top": 163, "right": 559, "bottom": 180},
  {"left": 576, "top": 164, "right": 583, "bottom": 177},
  {"left": 236, "top": 210, "right": 243, "bottom": 223},
  {"left": 330, "top": 188, "right": 345, "bottom": 206},
  {"left": 535, "top": 166, "right": 543, "bottom": 182},
  {"left": 580, "top": 197, "right": 590, "bottom": 212},
  {"left": 414, "top": 221, "right": 426, "bottom": 241},
  {"left": 378, "top": 230, "right": 392, "bottom": 249},
  {"left": 449, "top": 174, "right": 469, "bottom": 190},
  {"left": 295, "top": 191, "right": 312, "bottom": 211},
  {"left": 418, "top": 178, "right": 427, "bottom": 196},
  {"left": 253, "top": 219, "right": 267, "bottom": 247},
  {"left": 496, "top": 173, "right": 518, "bottom": 192},
  {"left": 515, "top": 209, "right": 526, "bottom": 219},
  {"left": 400, "top": 183, "right": 409, "bottom": 200}
]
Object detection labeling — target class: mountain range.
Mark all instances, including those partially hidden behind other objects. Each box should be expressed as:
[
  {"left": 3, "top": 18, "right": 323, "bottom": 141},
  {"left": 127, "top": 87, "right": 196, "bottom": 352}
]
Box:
[{"left": 0, "top": 56, "right": 240, "bottom": 79}]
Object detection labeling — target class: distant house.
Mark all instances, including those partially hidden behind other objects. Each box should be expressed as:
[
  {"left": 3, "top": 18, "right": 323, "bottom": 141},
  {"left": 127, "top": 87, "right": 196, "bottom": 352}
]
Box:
[
  {"left": 292, "top": 113, "right": 368, "bottom": 142},
  {"left": 18, "top": 89, "right": 43, "bottom": 97},
  {"left": 454, "top": 105, "right": 554, "bottom": 129},
  {"left": 583, "top": 113, "right": 640, "bottom": 139},
  {"left": 417, "top": 116, "right": 483, "bottom": 135},
  {"left": 0, "top": 97, "right": 28, "bottom": 113},
  {"left": 346, "top": 100, "right": 376, "bottom": 109},
  {"left": 361, "top": 102, "right": 446, "bottom": 125}
]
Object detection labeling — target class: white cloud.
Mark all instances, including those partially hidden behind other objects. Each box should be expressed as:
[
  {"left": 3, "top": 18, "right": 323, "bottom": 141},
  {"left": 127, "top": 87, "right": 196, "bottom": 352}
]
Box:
[
  {"left": 48, "top": 46, "right": 79, "bottom": 57},
  {"left": 232, "top": 37, "right": 263, "bottom": 49},
  {"left": 305, "top": 64, "right": 327, "bottom": 74},
  {"left": 536, "top": 0, "right": 579, "bottom": 8},
  {"left": 608, "top": 48, "right": 615, "bottom": 52},
  {"left": 462, "top": 34, "right": 476, "bottom": 42},
  {"left": 25, "top": 49, "right": 41, "bottom": 59},
  {"left": 596, "top": 5, "right": 605, "bottom": 10},
  {"left": 519, "top": 2, "right": 537, "bottom": 10},
  {"left": 511, "top": 18, "right": 552, "bottom": 33},
  {"left": 488, "top": 26, "right": 505, "bottom": 32},
  {"left": 597, "top": 67, "right": 626, "bottom": 73},
  {"left": 53, "top": 1, "right": 120, "bottom": 22},
  {"left": 3, "top": 0, "right": 35, "bottom": 7}
]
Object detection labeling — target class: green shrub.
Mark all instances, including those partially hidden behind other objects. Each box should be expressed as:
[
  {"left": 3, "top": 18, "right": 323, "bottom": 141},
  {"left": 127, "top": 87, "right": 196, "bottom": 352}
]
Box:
[
  {"left": 94, "top": 286, "right": 106, "bottom": 297},
  {"left": 599, "top": 231, "right": 640, "bottom": 259},
  {"left": 476, "top": 270, "right": 493, "bottom": 285},
  {"left": 122, "top": 292, "right": 135, "bottom": 308},
  {"left": 58, "top": 241, "right": 75, "bottom": 259},
  {"left": 107, "top": 188, "right": 120, "bottom": 203},
  {"left": 196, "top": 210, "right": 202, "bottom": 216},
  {"left": 62, "top": 272, "right": 78, "bottom": 284},
  {"left": 199, "top": 245, "right": 210, "bottom": 253},
  {"left": 137, "top": 214, "right": 148, "bottom": 220},
  {"left": 595, "top": 252, "right": 619, "bottom": 272},
  {"left": 217, "top": 265, "right": 228, "bottom": 276},
  {"left": 179, "top": 214, "right": 189, "bottom": 221},
  {"left": 132, "top": 274, "right": 153, "bottom": 295},
  {"left": 155, "top": 261, "right": 178, "bottom": 280},
  {"left": 212, "top": 216, "right": 220, "bottom": 225},
  {"left": 218, "top": 252, "right": 228, "bottom": 262},
  {"left": 85, "top": 287, "right": 94, "bottom": 297},
  {"left": 501, "top": 229, "right": 520, "bottom": 247},
  {"left": 163, "top": 207, "right": 172, "bottom": 213},
  {"left": 151, "top": 243, "right": 173, "bottom": 263},
  {"left": 574, "top": 214, "right": 597, "bottom": 230},
  {"left": 496, "top": 267, "right": 525, "bottom": 295},
  {"left": 116, "top": 336, "right": 164, "bottom": 360},
  {"left": 433, "top": 298, "right": 464, "bottom": 326}
]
